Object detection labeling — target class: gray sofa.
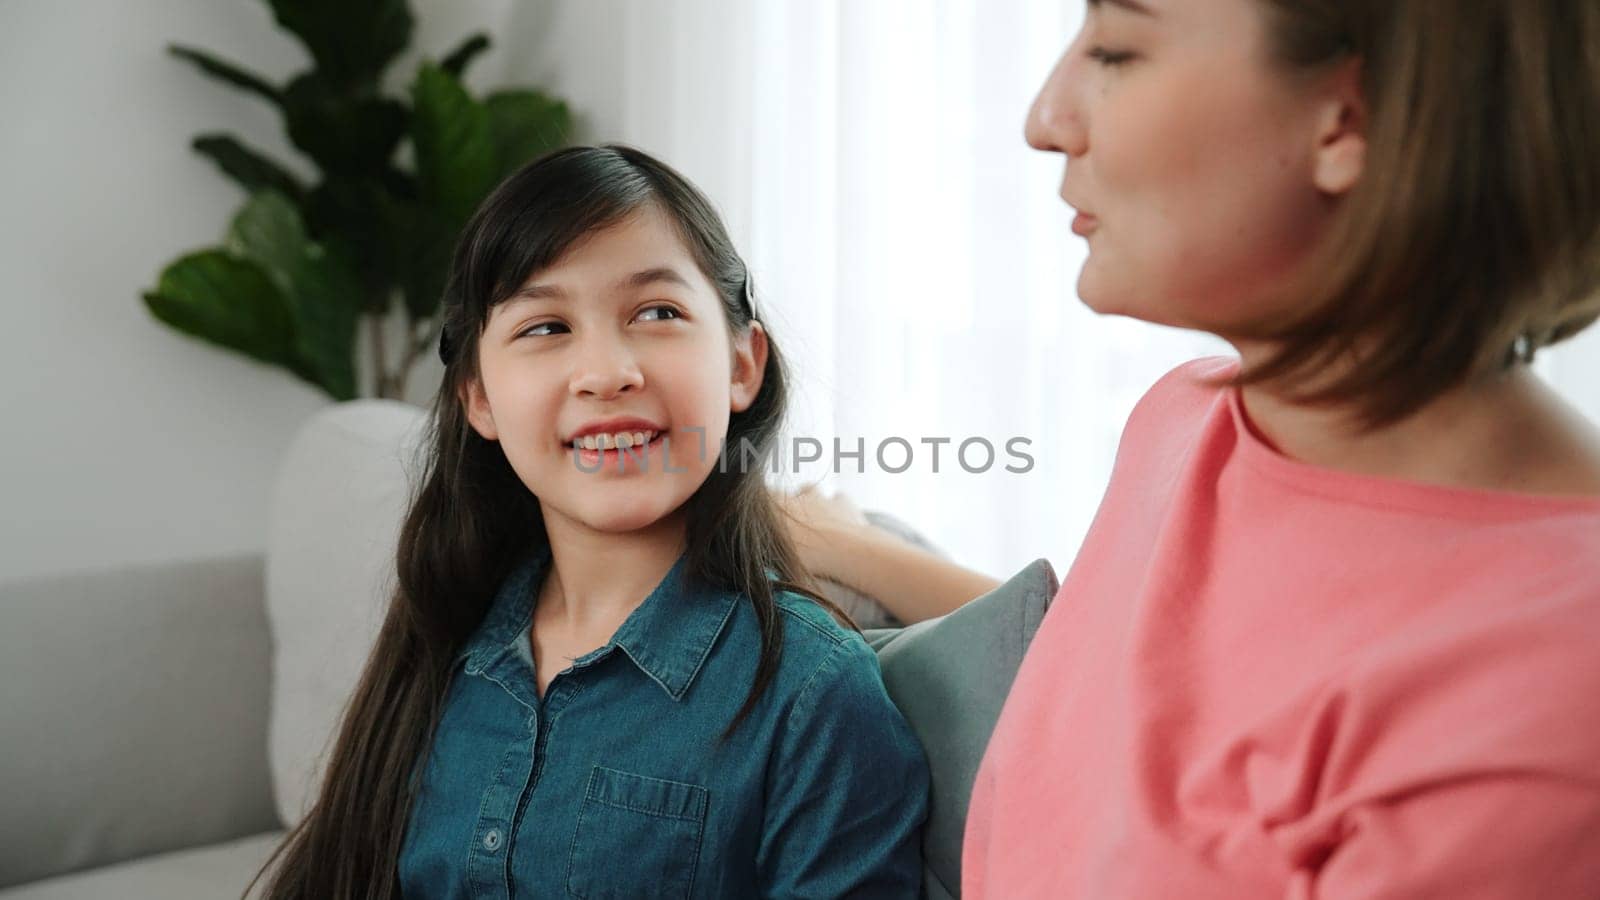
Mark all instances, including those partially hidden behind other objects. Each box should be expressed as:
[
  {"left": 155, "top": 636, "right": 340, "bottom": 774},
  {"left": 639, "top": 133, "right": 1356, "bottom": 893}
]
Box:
[
  {"left": 0, "top": 553, "right": 286, "bottom": 896},
  {"left": 0, "top": 401, "right": 1052, "bottom": 898}
]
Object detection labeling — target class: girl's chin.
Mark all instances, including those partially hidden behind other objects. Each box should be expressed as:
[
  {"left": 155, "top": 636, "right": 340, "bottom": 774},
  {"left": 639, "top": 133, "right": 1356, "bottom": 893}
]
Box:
[{"left": 559, "top": 499, "right": 681, "bottom": 536}]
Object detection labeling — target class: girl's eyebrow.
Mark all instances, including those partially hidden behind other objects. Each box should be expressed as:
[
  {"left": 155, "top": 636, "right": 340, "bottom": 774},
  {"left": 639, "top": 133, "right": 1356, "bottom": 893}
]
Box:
[
  {"left": 496, "top": 266, "right": 696, "bottom": 317},
  {"left": 618, "top": 266, "right": 694, "bottom": 292},
  {"left": 1088, "top": 0, "right": 1157, "bottom": 16}
]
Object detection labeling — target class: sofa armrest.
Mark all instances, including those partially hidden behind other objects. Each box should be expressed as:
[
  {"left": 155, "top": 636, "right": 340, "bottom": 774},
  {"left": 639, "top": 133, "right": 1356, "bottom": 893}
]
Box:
[{"left": 0, "top": 555, "right": 280, "bottom": 888}]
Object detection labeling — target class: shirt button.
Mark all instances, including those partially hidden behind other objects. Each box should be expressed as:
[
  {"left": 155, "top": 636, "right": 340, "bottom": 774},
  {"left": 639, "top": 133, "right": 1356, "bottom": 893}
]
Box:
[{"left": 482, "top": 829, "right": 502, "bottom": 852}]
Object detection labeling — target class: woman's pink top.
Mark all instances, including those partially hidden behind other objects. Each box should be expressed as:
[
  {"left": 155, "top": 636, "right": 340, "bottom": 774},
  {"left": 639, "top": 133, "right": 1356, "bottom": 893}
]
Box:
[{"left": 963, "top": 356, "right": 1600, "bottom": 898}]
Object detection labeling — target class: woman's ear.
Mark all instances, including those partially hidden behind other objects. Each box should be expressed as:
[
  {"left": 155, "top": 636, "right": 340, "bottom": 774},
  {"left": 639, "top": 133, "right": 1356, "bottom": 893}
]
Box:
[
  {"left": 730, "top": 320, "right": 769, "bottom": 413},
  {"left": 460, "top": 377, "right": 499, "bottom": 441},
  {"left": 1312, "top": 58, "right": 1367, "bottom": 196}
]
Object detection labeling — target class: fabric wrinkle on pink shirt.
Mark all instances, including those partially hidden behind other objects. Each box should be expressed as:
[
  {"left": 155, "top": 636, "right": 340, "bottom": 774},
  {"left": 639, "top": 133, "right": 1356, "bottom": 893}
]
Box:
[{"left": 963, "top": 356, "right": 1600, "bottom": 899}]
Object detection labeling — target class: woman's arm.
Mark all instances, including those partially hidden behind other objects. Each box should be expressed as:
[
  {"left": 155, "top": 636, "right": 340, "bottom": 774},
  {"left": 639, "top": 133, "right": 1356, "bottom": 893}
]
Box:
[{"left": 780, "top": 487, "right": 1002, "bottom": 622}]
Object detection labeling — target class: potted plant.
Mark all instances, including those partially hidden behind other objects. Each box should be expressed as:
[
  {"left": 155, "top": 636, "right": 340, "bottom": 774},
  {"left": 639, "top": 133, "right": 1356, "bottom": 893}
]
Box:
[{"left": 144, "top": 0, "right": 572, "bottom": 400}]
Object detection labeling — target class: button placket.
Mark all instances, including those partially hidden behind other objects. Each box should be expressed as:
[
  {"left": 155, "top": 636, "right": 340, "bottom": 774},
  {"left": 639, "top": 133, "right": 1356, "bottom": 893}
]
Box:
[{"left": 465, "top": 728, "right": 536, "bottom": 899}]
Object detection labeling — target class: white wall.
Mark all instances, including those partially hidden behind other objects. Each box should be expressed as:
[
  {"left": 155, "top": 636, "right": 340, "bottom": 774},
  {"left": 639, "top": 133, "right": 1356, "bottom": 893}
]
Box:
[
  {"left": 0, "top": 0, "right": 519, "bottom": 583},
  {"left": 498, "top": 1, "right": 758, "bottom": 256}
]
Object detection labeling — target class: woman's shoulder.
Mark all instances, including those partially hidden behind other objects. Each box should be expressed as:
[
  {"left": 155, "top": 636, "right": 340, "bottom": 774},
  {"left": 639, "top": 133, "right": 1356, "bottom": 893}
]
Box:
[
  {"left": 1102, "top": 355, "right": 1240, "bottom": 480},
  {"left": 1133, "top": 355, "right": 1239, "bottom": 421}
]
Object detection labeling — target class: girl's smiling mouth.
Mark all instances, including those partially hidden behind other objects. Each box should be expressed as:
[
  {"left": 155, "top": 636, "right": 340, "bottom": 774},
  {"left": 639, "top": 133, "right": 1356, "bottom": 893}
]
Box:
[
  {"left": 564, "top": 418, "right": 671, "bottom": 470},
  {"left": 570, "top": 429, "right": 661, "bottom": 451},
  {"left": 569, "top": 431, "right": 670, "bottom": 470}
]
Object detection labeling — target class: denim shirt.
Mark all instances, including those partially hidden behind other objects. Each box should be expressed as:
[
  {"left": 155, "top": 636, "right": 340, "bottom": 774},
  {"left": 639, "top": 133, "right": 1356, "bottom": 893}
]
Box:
[{"left": 398, "top": 547, "right": 930, "bottom": 899}]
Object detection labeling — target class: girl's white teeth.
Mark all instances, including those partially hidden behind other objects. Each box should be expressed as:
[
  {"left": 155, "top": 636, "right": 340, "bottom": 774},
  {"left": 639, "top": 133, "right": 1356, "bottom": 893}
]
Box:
[{"left": 573, "top": 430, "right": 658, "bottom": 451}]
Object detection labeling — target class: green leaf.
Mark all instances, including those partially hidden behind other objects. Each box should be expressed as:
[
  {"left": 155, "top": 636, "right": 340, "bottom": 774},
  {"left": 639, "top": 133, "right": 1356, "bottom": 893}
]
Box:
[
  {"left": 143, "top": 251, "right": 300, "bottom": 372},
  {"left": 400, "top": 245, "right": 451, "bottom": 321},
  {"left": 440, "top": 33, "right": 491, "bottom": 79},
  {"left": 226, "top": 191, "right": 309, "bottom": 291},
  {"left": 168, "top": 45, "right": 282, "bottom": 105},
  {"left": 485, "top": 89, "right": 573, "bottom": 177},
  {"left": 389, "top": 197, "right": 456, "bottom": 321},
  {"left": 282, "top": 73, "right": 408, "bottom": 176},
  {"left": 191, "top": 134, "right": 306, "bottom": 204},
  {"left": 303, "top": 174, "right": 413, "bottom": 313},
  {"left": 267, "top": 0, "right": 413, "bottom": 89},
  {"left": 226, "top": 192, "right": 362, "bottom": 400},
  {"left": 411, "top": 63, "right": 497, "bottom": 225}
]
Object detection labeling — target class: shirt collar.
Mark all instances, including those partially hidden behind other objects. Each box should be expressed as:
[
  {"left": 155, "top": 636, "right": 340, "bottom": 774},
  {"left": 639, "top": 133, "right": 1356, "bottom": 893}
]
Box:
[{"left": 455, "top": 545, "right": 739, "bottom": 701}]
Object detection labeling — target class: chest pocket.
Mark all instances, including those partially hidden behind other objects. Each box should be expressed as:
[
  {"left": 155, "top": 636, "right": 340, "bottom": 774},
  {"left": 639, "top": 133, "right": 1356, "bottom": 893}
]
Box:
[{"left": 566, "top": 766, "right": 709, "bottom": 899}]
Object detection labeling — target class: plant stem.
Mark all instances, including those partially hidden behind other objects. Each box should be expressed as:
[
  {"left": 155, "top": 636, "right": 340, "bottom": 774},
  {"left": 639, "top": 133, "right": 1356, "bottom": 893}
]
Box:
[
  {"left": 396, "top": 314, "right": 445, "bottom": 401},
  {"left": 409, "top": 315, "right": 443, "bottom": 365},
  {"left": 369, "top": 311, "right": 389, "bottom": 399}
]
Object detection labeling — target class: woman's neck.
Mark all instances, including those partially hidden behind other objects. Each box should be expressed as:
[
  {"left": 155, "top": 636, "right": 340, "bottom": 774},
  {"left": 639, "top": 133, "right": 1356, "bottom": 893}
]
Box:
[
  {"left": 537, "top": 510, "right": 689, "bottom": 633},
  {"left": 1232, "top": 344, "right": 1600, "bottom": 497}
]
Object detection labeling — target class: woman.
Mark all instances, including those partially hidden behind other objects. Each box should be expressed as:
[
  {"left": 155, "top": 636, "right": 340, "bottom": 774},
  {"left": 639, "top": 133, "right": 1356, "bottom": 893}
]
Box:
[{"left": 790, "top": 0, "right": 1600, "bottom": 895}]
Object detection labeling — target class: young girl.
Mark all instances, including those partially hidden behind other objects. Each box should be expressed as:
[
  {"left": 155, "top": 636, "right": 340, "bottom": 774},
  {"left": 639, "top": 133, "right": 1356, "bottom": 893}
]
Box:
[
  {"left": 247, "top": 145, "right": 929, "bottom": 898},
  {"left": 793, "top": 0, "right": 1600, "bottom": 895}
]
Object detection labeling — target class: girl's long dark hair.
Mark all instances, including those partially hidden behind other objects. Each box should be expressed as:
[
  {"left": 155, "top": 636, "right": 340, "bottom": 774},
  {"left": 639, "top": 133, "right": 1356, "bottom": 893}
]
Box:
[{"left": 245, "top": 144, "right": 849, "bottom": 899}]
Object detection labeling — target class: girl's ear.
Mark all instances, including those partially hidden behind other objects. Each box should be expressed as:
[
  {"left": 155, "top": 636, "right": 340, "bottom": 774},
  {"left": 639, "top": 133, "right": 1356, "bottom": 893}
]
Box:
[
  {"left": 460, "top": 377, "right": 500, "bottom": 441},
  {"left": 730, "top": 320, "right": 769, "bottom": 413},
  {"left": 1312, "top": 58, "right": 1367, "bottom": 196}
]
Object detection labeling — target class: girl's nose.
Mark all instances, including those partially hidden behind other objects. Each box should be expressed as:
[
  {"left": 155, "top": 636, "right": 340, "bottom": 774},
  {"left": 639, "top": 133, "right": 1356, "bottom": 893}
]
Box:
[
  {"left": 1025, "top": 45, "right": 1088, "bottom": 158},
  {"left": 569, "top": 341, "right": 644, "bottom": 399}
]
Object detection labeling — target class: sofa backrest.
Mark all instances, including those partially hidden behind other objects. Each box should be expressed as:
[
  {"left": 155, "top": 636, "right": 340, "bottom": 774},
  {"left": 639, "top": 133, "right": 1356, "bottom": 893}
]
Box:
[{"left": 265, "top": 399, "right": 429, "bottom": 829}]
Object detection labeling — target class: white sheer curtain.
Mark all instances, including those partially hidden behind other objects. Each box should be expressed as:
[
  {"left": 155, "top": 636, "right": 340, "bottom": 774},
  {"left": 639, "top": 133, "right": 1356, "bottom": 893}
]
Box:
[
  {"left": 739, "top": 0, "right": 1228, "bottom": 577},
  {"left": 507, "top": 0, "right": 1600, "bottom": 578}
]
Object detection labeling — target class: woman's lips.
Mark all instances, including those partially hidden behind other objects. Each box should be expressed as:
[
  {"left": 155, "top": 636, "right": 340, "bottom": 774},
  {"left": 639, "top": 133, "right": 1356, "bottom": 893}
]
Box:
[{"left": 1071, "top": 213, "right": 1100, "bottom": 236}]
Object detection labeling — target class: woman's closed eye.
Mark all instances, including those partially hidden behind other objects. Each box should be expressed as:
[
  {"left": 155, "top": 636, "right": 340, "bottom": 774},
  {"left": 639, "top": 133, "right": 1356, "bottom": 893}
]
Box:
[{"left": 1086, "top": 46, "right": 1137, "bottom": 67}]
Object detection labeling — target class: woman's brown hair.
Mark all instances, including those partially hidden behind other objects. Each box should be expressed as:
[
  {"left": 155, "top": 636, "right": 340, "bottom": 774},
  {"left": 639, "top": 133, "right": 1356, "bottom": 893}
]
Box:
[
  {"left": 1232, "top": 0, "right": 1600, "bottom": 428},
  {"left": 243, "top": 145, "right": 848, "bottom": 898}
]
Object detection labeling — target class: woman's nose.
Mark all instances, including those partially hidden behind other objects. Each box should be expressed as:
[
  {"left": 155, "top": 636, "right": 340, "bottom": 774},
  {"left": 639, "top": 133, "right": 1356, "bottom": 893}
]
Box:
[
  {"left": 1025, "top": 46, "right": 1088, "bottom": 158},
  {"left": 568, "top": 339, "right": 644, "bottom": 399}
]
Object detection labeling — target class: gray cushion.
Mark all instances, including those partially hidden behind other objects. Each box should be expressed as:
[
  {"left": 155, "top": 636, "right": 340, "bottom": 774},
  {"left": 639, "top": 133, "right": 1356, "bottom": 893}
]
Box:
[
  {"left": 0, "top": 556, "right": 280, "bottom": 888},
  {"left": 864, "top": 558, "right": 1058, "bottom": 900}
]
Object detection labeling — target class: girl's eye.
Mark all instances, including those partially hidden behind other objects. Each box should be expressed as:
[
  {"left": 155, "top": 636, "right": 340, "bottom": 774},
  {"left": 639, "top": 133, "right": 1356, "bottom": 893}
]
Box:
[
  {"left": 635, "top": 305, "right": 682, "bottom": 322},
  {"left": 514, "top": 305, "right": 681, "bottom": 338},
  {"left": 1086, "top": 46, "right": 1136, "bottom": 67},
  {"left": 517, "top": 321, "right": 569, "bottom": 338}
]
